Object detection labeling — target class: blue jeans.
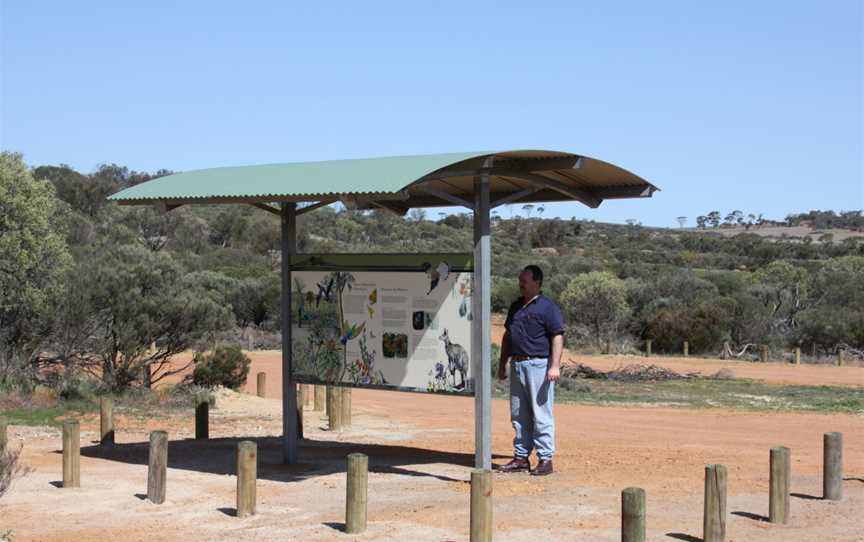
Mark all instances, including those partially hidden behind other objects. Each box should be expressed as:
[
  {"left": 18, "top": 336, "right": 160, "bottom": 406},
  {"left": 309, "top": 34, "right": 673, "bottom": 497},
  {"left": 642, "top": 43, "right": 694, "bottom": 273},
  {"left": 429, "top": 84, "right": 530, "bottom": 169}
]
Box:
[{"left": 510, "top": 358, "right": 555, "bottom": 460}]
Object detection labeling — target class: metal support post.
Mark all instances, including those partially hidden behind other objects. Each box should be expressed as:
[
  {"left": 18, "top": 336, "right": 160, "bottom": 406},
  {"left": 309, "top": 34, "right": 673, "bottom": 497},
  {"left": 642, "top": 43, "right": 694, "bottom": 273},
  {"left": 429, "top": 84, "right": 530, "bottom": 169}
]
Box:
[{"left": 473, "top": 173, "right": 492, "bottom": 469}]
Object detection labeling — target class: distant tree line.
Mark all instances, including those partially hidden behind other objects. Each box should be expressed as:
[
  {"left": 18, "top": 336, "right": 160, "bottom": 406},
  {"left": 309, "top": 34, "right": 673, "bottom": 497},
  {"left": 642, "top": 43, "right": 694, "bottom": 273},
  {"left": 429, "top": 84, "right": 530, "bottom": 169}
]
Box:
[
  {"left": 1, "top": 153, "right": 862, "bottom": 393},
  {"left": 695, "top": 209, "right": 863, "bottom": 231}
]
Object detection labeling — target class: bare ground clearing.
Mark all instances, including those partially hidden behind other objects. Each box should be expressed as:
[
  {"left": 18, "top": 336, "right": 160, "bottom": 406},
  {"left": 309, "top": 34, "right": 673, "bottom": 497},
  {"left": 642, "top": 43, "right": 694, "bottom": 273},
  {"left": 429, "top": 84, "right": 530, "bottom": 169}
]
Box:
[{"left": 2, "top": 352, "right": 863, "bottom": 541}]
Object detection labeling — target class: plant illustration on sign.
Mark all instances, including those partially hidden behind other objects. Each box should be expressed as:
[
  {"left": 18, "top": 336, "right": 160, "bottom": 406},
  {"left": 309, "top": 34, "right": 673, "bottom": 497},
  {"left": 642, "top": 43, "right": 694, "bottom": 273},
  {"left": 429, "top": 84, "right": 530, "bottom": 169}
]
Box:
[
  {"left": 427, "top": 361, "right": 448, "bottom": 392},
  {"left": 382, "top": 332, "right": 408, "bottom": 358},
  {"left": 291, "top": 271, "right": 358, "bottom": 382},
  {"left": 347, "top": 331, "right": 386, "bottom": 385}
]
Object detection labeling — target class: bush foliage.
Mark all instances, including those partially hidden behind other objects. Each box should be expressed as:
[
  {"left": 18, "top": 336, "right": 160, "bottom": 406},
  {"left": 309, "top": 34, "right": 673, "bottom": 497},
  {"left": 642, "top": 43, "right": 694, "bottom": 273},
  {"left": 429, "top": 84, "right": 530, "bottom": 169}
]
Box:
[
  {"left": 191, "top": 346, "right": 251, "bottom": 390},
  {"left": 1, "top": 155, "right": 862, "bottom": 394}
]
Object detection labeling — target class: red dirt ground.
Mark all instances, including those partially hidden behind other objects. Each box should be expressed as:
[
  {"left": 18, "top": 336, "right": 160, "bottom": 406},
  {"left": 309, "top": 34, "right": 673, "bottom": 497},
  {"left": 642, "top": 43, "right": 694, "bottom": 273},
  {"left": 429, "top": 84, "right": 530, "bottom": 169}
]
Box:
[{"left": 3, "top": 348, "right": 863, "bottom": 541}]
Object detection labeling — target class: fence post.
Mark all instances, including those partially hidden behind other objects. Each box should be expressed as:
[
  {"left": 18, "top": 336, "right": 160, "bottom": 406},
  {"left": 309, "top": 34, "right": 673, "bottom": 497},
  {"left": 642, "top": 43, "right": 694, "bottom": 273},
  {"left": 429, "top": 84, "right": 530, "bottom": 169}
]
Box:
[
  {"left": 622, "top": 487, "right": 646, "bottom": 542},
  {"left": 341, "top": 387, "right": 352, "bottom": 428},
  {"left": 769, "top": 447, "right": 790, "bottom": 524},
  {"left": 838, "top": 349, "right": 845, "bottom": 367},
  {"left": 794, "top": 347, "right": 801, "bottom": 365},
  {"left": 345, "top": 453, "right": 368, "bottom": 533},
  {"left": 100, "top": 397, "right": 114, "bottom": 446},
  {"left": 760, "top": 345, "right": 769, "bottom": 363},
  {"left": 147, "top": 430, "right": 168, "bottom": 504},
  {"left": 195, "top": 393, "right": 209, "bottom": 440},
  {"left": 645, "top": 339, "right": 652, "bottom": 357},
  {"left": 236, "top": 440, "right": 257, "bottom": 517},
  {"left": 703, "top": 464, "right": 727, "bottom": 542},
  {"left": 314, "top": 385, "right": 326, "bottom": 411},
  {"left": 683, "top": 341, "right": 689, "bottom": 357},
  {"left": 304, "top": 384, "right": 315, "bottom": 409},
  {"left": 62, "top": 420, "right": 80, "bottom": 488},
  {"left": 470, "top": 468, "right": 492, "bottom": 542},
  {"left": 823, "top": 432, "right": 843, "bottom": 500},
  {"left": 0, "top": 417, "right": 7, "bottom": 453},
  {"left": 328, "top": 386, "right": 343, "bottom": 431},
  {"left": 256, "top": 372, "right": 266, "bottom": 398}
]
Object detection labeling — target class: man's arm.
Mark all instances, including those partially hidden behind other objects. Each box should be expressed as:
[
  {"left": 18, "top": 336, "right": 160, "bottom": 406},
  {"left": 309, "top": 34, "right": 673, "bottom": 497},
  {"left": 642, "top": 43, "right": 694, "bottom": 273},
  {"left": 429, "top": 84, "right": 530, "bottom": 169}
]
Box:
[
  {"left": 545, "top": 302, "right": 565, "bottom": 382},
  {"left": 497, "top": 330, "right": 511, "bottom": 380},
  {"left": 547, "top": 334, "right": 563, "bottom": 382}
]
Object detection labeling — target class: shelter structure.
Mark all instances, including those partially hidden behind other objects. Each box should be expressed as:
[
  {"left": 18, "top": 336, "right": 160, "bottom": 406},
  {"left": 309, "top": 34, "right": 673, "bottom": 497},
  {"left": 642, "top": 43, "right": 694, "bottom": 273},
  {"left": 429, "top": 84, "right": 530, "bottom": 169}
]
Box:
[{"left": 110, "top": 150, "right": 658, "bottom": 469}]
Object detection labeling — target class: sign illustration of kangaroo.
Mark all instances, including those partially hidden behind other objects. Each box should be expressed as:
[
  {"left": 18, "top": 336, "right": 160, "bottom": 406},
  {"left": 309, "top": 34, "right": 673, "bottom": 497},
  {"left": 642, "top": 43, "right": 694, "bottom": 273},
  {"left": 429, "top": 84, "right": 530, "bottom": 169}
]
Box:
[{"left": 439, "top": 328, "right": 468, "bottom": 390}]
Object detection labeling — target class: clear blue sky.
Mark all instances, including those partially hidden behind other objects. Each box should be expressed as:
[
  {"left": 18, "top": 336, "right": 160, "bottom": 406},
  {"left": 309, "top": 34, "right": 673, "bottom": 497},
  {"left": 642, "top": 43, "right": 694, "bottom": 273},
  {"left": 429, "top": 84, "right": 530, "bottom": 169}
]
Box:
[{"left": 1, "top": 1, "right": 861, "bottom": 226}]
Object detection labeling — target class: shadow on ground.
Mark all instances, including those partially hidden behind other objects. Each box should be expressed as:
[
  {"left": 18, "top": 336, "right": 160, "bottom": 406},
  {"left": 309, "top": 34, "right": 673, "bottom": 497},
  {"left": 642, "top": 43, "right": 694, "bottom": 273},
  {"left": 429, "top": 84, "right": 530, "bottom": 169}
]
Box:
[
  {"left": 732, "top": 510, "right": 768, "bottom": 522},
  {"left": 791, "top": 492, "right": 822, "bottom": 500},
  {"left": 74, "top": 436, "right": 507, "bottom": 484}
]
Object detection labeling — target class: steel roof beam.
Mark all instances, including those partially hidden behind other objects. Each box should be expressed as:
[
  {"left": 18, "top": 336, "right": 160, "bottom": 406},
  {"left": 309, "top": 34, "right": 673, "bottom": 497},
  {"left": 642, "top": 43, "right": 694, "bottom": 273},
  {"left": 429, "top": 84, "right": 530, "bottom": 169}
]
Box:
[
  {"left": 505, "top": 172, "right": 602, "bottom": 208},
  {"left": 297, "top": 198, "right": 338, "bottom": 216},
  {"left": 490, "top": 185, "right": 545, "bottom": 208},
  {"left": 414, "top": 184, "right": 474, "bottom": 209},
  {"left": 250, "top": 202, "right": 281, "bottom": 216}
]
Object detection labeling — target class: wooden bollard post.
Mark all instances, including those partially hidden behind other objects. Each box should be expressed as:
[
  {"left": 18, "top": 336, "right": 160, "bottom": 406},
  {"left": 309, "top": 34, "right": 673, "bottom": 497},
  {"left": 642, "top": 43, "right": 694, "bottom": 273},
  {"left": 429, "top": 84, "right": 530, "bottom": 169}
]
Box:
[
  {"left": 683, "top": 341, "right": 689, "bottom": 357},
  {"left": 304, "top": 384, "right": 315, "bottom": 409},
  {"left": 62, "top": 420, "right": 80, "bottom": 488},
  {"left": 297, "top": 384, "right": 305, "bottom": 410},
  {"left": 100, "top": 397, "right": 114, "bottom": 446},
  {"left": 621, "top": 487, "right": 646, "bottom": 542},
  {"left": 470, "top": 469, "right": 492, "bottom": 542},
  {"left": 703, "top": 464, "right": 727, "bottom": 542},
  {"left": 147, "top": 430, "right": 168, "bottom": 504},
  {"left": 236, "top": 441, "right": 257, "bottom": 518},
  {"left": 325, "top": 385, "right": 331, "bottom": 416},
  {"left": 341, "top": 387, "right": 352, "bottom": 428},
  {"left": 823, "top": 432, "right": 843, "bottom": 500},
  {"left": 769, "top": 447, "right": 790, "bottom": 524},
  {"left": 195, "top": 393, "right": 209, "bottom": 440},
  {"left": 794, "top": 347, "right": 801, "bottom": 365},
  {"left": 328, "top": 386, "right": 342, "bottom": 430},
  {"left": 760, "top": 345, "right": 769, "bottom": 363},
  {"left": 314, "top": 385, "right": 326, "bottom": 411},
  {"left": 645, "top": 339, "right": 652, "bottom": 357},
  {"left": 345, "top": 453, "right": 368, "bottom": 534},
  {"left": 838, "top": 349, "right": 845, "bottom": 367},
  {"left": 256, "top": 372, "right": 266, "bottom": 398},
  {"left": 0, "top": 417, "right": 7, "bottom": 453}
]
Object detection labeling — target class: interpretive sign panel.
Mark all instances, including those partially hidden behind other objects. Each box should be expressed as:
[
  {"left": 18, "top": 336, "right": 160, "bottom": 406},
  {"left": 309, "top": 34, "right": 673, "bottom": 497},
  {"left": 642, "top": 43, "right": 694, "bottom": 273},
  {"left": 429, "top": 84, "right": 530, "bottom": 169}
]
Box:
[{"left": 289, "top": 254, "right": 474, "bottom": 395}]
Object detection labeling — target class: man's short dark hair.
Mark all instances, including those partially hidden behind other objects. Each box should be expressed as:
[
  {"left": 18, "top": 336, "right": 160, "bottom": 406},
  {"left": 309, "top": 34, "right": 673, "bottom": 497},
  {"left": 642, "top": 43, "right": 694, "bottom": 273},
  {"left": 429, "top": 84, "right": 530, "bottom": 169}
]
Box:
[{"left": 522, "top": 265, "right": 543, "bottom": 286}]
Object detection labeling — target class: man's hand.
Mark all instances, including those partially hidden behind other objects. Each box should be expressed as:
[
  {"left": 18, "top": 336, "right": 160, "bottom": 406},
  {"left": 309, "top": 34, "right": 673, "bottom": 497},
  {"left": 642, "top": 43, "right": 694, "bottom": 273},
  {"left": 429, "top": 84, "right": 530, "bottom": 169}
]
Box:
[
  {"left": 545, "top": 365, "right": 560, "bottom": 382},
  {"left": 497, "top": 362, "right": 507, "bottom": 381}
]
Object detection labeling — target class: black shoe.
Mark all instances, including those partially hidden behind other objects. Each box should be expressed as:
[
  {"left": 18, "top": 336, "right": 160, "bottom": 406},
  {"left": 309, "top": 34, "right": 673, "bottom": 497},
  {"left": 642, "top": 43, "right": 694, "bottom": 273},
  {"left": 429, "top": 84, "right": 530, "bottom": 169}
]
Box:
[
  {"left": 530, "top": 459, "right": 553, "bottom": 476},
  {"left": 496, "top": 457, "right": 531, "bottom": 473}
]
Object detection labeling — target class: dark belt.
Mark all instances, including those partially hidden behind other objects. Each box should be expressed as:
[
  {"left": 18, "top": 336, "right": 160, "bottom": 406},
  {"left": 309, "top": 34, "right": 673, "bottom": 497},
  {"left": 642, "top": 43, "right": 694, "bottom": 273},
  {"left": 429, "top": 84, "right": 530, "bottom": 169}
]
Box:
[{"left": 511, "top": 355, "right": 547, "bottom": 362}]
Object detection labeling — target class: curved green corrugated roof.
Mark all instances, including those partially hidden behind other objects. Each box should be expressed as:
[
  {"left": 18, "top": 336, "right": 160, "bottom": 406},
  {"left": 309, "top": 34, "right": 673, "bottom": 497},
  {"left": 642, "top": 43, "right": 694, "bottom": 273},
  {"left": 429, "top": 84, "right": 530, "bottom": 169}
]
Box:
[{"left": 108, "top": 150, "right": 657, "bottom": 209}]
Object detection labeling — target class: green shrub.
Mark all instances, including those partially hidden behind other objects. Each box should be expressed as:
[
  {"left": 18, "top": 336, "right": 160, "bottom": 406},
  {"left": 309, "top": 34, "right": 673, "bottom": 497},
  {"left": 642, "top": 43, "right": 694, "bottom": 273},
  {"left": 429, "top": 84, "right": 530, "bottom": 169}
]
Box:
[{"left": 191, "top": 346, "right": 250, "bottom": 390}]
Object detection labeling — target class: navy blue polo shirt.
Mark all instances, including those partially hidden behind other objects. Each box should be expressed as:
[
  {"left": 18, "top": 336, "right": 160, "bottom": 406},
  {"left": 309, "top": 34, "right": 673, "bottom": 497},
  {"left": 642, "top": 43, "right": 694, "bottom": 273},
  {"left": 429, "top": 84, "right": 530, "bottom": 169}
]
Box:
[{"left": 504, "top": 294, "right": 565, "bottom": 357}]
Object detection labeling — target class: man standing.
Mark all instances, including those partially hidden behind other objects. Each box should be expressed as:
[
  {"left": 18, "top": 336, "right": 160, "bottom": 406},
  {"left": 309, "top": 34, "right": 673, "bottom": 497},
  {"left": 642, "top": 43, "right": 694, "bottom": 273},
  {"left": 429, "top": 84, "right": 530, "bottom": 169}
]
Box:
[{"left": 496, "top": 265, "right": 564, "bottom": 476}]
